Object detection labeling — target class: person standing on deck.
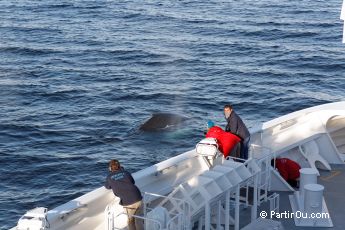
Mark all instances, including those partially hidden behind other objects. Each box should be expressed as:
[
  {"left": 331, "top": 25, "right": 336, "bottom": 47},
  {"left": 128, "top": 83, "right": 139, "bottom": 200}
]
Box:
[
  {"left": 105, "top": 159, "right": 143, "bottom": 230},
  {"left": 223, "top": 104, "right": 251, "bottom": 159}
]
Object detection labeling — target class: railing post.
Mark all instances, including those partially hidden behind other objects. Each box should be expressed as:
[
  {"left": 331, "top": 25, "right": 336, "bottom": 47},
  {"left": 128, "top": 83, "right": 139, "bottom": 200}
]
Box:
[
  {"left": 205, "top": 203, "right": 211, "bottom": 230},
  {"left": 217, "top": 200, "right": 221, "bottom": 230},
  {"left": 251, "top": 174, "right": 258, "bottom": 221},
  {"left": 225, "top": 191, "right": 230, "bottom": 230},
  {"left": 235, "top": 185, "right": 240, "bottom": 230}
]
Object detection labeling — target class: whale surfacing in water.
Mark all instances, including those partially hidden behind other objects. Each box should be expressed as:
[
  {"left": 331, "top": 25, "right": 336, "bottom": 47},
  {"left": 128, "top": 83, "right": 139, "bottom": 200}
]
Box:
[{"left": 140, "top": 113, "right": 188, "bottom": 132}]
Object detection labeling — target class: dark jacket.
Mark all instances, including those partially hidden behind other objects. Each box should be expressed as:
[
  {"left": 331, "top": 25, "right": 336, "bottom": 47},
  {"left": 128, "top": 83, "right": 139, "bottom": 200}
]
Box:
[
  {"left": 225, "top": 111, "right": 250, "bottom": 140},
  {"left": 105, "top": 167, "right": 142, "bottom": 206}
]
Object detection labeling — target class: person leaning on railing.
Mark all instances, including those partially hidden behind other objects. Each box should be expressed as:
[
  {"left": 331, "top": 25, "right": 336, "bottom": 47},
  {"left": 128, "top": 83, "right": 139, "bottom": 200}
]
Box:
[
  {"left": 105, "top": 159, "right": 144, "bottom": 230},
  {"left": 223, "top": 104, "right": 251, "bottom": 159}
]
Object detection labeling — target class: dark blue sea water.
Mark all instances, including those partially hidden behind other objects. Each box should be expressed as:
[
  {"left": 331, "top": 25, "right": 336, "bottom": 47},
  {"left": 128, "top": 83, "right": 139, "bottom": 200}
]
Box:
[{"left": 1, "top": 0, "right": 344, "bottom": 228}]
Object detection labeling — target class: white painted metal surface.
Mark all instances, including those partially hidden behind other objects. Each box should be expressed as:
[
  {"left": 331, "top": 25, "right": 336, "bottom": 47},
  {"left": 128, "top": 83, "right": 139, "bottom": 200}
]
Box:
[
  {"left": 299, "top": 168, "right": 319, "bottom": 208},
  {"left": 16, "top": 207, "right": 49, "bottom": 230},
  {"left": 289, "top": 173, "right": 333, "bottom": 227},
  {"left": 12, "top": 101, "right": 345, "bottom": 230}
]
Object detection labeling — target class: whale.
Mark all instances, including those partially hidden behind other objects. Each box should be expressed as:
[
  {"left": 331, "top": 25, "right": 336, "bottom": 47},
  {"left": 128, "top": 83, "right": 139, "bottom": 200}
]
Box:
[{"left": 139, "top": 113, "right": 189, "bottom": 132}]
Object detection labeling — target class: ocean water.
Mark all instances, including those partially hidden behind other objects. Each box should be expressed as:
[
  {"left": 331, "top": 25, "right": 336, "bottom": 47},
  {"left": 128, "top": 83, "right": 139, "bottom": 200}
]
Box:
[{"left": 0, "top": 0, "right": 344, "bottom": 228}]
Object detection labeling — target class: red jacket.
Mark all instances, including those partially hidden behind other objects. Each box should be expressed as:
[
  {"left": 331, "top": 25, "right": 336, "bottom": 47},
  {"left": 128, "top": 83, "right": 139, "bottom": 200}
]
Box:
[
  {"left": 206, "top": 126, "right": 241, "bottom": 158},
  {"left": 275, "top": 158, "right": 301, "bottom": 181}
]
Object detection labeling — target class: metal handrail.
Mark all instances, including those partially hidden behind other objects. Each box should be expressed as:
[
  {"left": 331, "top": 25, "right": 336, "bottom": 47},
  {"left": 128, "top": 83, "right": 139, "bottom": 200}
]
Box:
[
  {"left": 143, "top": 192, "right": 191, "bottom": 229},
  {"left": 111, "top": 212, "right": 164, "bottom": 230}
]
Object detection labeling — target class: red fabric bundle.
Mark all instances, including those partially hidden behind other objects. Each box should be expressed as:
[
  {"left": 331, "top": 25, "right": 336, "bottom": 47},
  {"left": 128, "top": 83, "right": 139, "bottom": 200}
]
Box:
[
  {"left": 275, "top": 158, "right": 301, "bottom": 181},
  {"left": 206, "top": 126, "right": 241, "bottom": 158}
]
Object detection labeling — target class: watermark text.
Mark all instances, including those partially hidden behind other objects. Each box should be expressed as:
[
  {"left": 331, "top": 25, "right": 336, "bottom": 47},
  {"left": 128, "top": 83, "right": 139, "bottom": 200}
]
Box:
[{"left": 259, "top": 211, "right": 329, "bottom": 219}]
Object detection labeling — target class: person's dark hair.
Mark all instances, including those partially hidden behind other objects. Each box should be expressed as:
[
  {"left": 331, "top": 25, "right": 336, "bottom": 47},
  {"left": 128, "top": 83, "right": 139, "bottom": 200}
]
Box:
[
  {"left": 109, "top": 159, "right": 120, "bottom": 171},
  {"left": 224, "top": 104, "right": 233, "bottom": 110}
]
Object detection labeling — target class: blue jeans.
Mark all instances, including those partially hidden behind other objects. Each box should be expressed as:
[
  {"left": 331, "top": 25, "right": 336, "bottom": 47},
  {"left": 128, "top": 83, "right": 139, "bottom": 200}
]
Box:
[{"left": 240, "top": 136, "right": 250, "bottom": 159}]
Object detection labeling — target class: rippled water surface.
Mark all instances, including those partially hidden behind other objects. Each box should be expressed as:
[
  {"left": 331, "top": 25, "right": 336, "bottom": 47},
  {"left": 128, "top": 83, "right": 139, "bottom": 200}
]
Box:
[{"left": 1, "top": 0, "right": 345, "bottom": 228}]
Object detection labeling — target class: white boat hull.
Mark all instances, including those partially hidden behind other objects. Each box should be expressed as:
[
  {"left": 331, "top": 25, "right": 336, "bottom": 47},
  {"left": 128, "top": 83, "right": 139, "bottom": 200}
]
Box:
[{"left": 11, "top": 101, "right": 345, "bottom": 230}]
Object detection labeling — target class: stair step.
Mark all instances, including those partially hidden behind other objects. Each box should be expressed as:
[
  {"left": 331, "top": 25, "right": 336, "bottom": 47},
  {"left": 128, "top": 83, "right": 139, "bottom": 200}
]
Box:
[
  {"left": 213, "top": 165, "right": 243, "bottom": 185},
  {"left": 222, "top": 160, "right": 252, "bottom": 180},
  {"left": 200, "top": 171, "right": 233, "bottom": 191}
]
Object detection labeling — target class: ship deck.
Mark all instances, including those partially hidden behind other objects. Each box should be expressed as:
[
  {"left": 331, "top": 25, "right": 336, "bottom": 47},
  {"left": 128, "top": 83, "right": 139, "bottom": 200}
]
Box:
[{"left": 236, "top": 164, "right": 345, "bottom": 230}]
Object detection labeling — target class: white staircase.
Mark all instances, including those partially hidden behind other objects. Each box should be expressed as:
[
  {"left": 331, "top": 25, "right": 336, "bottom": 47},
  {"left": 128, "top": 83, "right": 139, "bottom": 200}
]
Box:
[{"left": 158, "top": 158, "right": 261, "bottom": 230}]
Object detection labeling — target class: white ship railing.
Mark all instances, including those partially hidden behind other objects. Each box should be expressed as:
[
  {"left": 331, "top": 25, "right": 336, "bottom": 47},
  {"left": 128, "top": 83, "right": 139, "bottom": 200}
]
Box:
[
  {"left": 105, "top": 147, "right": 277, "bottom": 230},
  {"left": 250, "top": 144, "right": 274, "bottom": 204},
  {"left": 105, "top": 192, "right": 189, "bottom": 230}
]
